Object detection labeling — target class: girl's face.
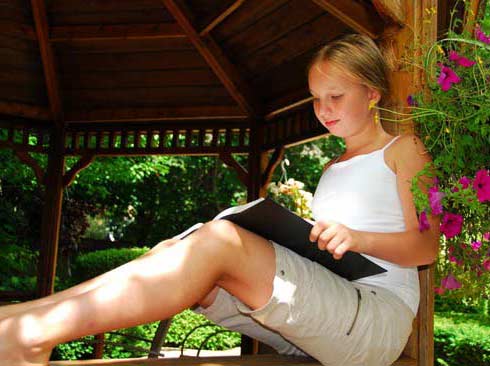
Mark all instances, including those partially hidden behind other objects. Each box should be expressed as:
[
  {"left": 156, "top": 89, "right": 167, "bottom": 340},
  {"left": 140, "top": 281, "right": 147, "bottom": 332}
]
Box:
[{"left": 308, "top": 61, "right": 380, "bottom": 138}]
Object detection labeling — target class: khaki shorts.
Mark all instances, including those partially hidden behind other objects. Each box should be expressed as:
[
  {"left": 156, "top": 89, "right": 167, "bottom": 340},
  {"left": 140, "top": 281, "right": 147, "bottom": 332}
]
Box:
[{"left": 195, "top": 242, "right": 415, "bottom": 366}]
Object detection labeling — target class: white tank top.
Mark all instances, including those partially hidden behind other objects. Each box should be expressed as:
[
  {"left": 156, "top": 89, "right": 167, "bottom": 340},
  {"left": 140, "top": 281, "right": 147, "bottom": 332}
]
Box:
[{"left": 311, "top": 136, "right": 419, "bottom": 315}]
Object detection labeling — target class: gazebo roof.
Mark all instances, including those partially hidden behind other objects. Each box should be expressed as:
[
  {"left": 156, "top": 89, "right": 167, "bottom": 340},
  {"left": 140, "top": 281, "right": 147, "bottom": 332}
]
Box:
[{"left": 1, "top": 1, "right": 400, "bottom": 130}]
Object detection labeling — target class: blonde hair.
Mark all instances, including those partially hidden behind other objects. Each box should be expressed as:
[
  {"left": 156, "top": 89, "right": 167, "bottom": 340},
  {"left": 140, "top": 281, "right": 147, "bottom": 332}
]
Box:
[{"left": 308, "top": 33, "right": 392, "bottom": 109}]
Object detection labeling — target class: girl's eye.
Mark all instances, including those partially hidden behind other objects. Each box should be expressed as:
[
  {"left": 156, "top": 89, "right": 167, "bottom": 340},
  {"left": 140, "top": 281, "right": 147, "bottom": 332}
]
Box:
[{"left": 332, "top": 95, "right": 343, "bottom": 99}]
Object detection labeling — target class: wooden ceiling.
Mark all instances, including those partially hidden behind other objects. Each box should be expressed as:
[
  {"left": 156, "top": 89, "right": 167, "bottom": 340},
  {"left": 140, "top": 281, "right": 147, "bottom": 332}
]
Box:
[{"left": 0, "top": 0, "right": 401, "bottom": 128}]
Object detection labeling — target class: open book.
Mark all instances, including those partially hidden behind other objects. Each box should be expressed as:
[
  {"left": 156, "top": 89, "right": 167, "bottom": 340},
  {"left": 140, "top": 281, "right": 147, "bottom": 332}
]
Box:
[{"left": 174, "top": 197, "right": 386, "bottom": 281}]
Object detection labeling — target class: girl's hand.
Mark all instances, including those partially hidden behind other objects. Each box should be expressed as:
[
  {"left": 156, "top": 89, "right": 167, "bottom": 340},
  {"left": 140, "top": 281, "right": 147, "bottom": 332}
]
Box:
[{"left": 309, "top": 220, "right": 364, "bottom": 260}]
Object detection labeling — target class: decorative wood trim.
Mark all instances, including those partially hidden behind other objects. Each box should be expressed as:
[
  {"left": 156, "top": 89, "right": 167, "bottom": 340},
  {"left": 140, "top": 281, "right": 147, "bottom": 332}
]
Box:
[
  {"left": 50, "top": 23, "right": 186, "bottom": 42},
  {"left": 162, "top": 0, "right": 262, "bottom": 117},
  {"left": 310, "top": 0, "right": 384, "bottom": 38},
  {"left": 0, "top": 125, "right": 51, "bottom": 154},
  {"left": 262, "top": 147, "right": 285, "bottom": 188},
  {"left": 372, "top": 0, "right": 405, "bottom": 25},
  {"left": 14, "top": 151, "right": 45, "bottom": 185},
  {"left": 30, "top": 0, "right": 63, "bottom": 124},
  {"left": 218, "top": 152, "right": 248, "bottom": 186},
  {"left": 0, "top": 101, "right": 51, "bottom": 120},
  {"left": 64, "top": 123, "right": 250, "bottom": 156},
  {"left": 63, "top": 154, "right": 95, "bottom": 187},
  {"left": 199, "top": 0, "right": 246, "bottom": 36}
]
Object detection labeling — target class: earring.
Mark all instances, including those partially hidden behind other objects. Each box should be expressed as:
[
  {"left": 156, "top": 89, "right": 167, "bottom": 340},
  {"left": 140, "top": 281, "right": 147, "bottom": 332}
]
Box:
[{"left": 368, "top": 100, "right": 380, "bottom": 125}]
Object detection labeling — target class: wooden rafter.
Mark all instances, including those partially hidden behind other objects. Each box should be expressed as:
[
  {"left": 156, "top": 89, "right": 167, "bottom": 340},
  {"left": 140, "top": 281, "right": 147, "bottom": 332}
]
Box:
[
  {"left": 372, "top": 0, "right": 405, "bottom": 25},
  {"left": 0, "top": 101, "right": 51, "bottom": 120},
  {"left": 63, "top": 154, "right": 95, "bottom": 187},
  {"left": 49, "top": 23, "right": 186, "bottom": 42},
  {"left": 310, "top": 0, "right": 384, "bottom": 38},
  {"left": 199, "top": 0, "right": 246, "bottom": 36},
  {"left": 30, "top": 0, "right": 63, "bottom": 124},
  {"left": 65, "top": 106, "right": 247, "bottom": 123},
  {"left": 162, "top": 0, "right": 262, "bottom": 118}
]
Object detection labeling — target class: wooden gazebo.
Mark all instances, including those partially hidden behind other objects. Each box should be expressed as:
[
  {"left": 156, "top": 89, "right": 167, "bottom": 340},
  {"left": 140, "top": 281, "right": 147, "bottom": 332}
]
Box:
[{"left": 1, "top": 0, "right": 478, "bottom": 365}]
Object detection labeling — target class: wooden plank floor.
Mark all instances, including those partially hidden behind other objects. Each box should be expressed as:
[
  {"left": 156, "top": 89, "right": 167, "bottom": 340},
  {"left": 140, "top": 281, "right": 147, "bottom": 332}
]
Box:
[{"left": 50, "top": 354, "right": 417, "bottom": 366}]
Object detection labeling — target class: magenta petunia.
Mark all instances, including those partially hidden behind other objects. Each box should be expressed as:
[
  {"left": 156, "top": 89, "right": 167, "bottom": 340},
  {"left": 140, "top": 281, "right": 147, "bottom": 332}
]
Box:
[
  {"left": 484, "top": 232, "right": 490, "bottom": 242},
  {"left": 471, "top": 241, "right": 482, "bottom": 251},
  {"left": 475, "top": 25, "right": 490, "bottom": 44},
  {"left": 418, "top": 211, "right": 430, "bottom": 232},
  {"left": 440, "top": 212, "right": 463, "bottom": 238},
  {"left": 483, "top": 259, "right": 490, "bottom": 271},
  {"left": 437, "top": 64, "right": 461, "bottom": 91},
  {"left": 473, "top": 169, "right": 490, "bottom": 202},
  {"left": 407, "top": 95, "right": 418, "bottom": 107},
  {"left": 448, "top": 50, "right": 476, "bottom": 67},
  {"left": 441, "top": 274, "right": 461, "bottom": 290},
  {"left": 428, "top": 186, "right": 444, "bottom": 215},
  {"left": 460, "top": 176, "right": 472, "bottom": 189},
  {"left": 434, "top": 287, "right": 445, "bottom": 295}
]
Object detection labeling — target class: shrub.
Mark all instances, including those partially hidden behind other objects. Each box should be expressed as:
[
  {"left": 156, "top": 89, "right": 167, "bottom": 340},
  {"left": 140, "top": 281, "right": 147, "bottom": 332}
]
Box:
[
  {"left": 70, "top": 247, "right": 150, "bottom": 284},
  {"left": 435, "top": 312, "right": 490, "bottom": 366}
]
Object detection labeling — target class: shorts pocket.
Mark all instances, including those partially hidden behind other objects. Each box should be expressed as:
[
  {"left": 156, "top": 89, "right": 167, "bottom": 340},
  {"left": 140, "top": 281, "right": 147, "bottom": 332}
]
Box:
[{"left": 346, "top": 288, "right": 362, "bottom": 336}]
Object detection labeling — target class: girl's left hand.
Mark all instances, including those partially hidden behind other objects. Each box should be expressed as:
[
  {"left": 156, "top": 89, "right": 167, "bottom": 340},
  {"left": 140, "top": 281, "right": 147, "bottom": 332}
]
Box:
[{"left": 309, "top": 220, "right": 364, "bottom": 260}]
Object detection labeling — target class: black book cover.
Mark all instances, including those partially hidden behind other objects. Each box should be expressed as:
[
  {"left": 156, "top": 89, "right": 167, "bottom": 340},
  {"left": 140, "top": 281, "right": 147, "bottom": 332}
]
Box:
[{"left": 176, "top": 197, "right": 386, "bottom": 281}]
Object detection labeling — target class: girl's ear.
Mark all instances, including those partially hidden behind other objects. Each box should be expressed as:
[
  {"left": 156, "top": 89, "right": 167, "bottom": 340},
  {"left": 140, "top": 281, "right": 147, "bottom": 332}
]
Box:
[{"left": 367, "top": 87, "right": 381, "bottom": 105}]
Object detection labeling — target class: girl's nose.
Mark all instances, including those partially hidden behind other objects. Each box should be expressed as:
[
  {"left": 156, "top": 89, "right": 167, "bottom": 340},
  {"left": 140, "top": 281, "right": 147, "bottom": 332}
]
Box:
[{"left": 317, "top": 99, "right": 333, "bottom": 119}]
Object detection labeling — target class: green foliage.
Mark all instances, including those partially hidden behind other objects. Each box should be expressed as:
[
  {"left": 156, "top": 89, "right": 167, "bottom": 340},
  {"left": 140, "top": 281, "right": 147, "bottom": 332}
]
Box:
[
  {"left": 70, "top": 247, "right": 150, "bottom": 284},
  {"left": 398, "top": 2, "right": 490, "bottom": 298},
  {"left": 51, "top": 337, "right": 95, "bottom": 361},
  {"left": 435, "top": 312, "right": 490, "bottom": 366},
  {"left": 165, "top": 309, "right": 240, "bottom": 351},
  {"left": 0, "top": 244, "right": 37, "bottom": 292}
]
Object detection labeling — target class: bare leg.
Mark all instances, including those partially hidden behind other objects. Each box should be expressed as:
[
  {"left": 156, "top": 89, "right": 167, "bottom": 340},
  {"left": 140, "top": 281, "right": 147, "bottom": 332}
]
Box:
[
  {"left": 0, "top": 239, "right": 189, "bottom": 320},
  {"left": 0, "top": 220, "right": 276, "bottom": 366}
]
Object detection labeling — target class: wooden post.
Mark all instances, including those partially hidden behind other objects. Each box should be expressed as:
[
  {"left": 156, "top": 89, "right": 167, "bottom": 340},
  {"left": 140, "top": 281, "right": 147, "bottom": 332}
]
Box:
[
  {"left": 247, "top": 119, "right": 267, "bottom": 201},
  {"left": 37, "top": 126, "right": 65, "bottom": 297}
]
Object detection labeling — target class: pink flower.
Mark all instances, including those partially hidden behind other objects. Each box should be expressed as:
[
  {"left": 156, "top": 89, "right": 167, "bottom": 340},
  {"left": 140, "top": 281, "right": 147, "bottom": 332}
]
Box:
[
  {"left": 473, "top": 169, "right": 490, "bottom": 202},
  {"left": 475, "top": 25, "right": 490, "bottom": 44},
  {"left": 407, "top": 95, "right": 418, "bottom": 106},
  {"left": 448, "top": 50, "right": 476, "bottom": 67},
  {"left": 434, "top": 287, "right": 445, "bottom": 295},
  {"left": 418, "top": 211, "right": 430, "bottom": 232},
  {"left": 437, "top": 64, "right": 461, "bottom": 91},
  {"left": 440, "top": 212, "right": 463, "bottom": 238},
  {"left": 428, "top": 186, "right": 444, "bottom": 215},
  {"left": 441, "top": 274, "right": 461, "bottom": 290},
  {"left": 483, "top": 259, "right": 490, "bottom": 271},
  {"left": 453, "top": 176, "right": 472, "bottom": 192},
  {"left": 483, "top": 232, "right": 490, "bottom": 241},
  {"left": 471, "top": 241, "right": 482, "bottom": 251}
]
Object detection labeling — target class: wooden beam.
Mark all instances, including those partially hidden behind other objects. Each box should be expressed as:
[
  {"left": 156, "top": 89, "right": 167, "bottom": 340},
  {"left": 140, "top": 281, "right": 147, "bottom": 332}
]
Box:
[
  {"left": 310, "top": 0, "right": 384, "bottom": 38},
  {"left": 0, "top": 101, "right": 51, "bottom": 120},
  {"left": 65, "top": 106, "right": 247, "bottom": 123},
  {"left": 37, "top": 127, "right": 65, "bottom": 297},
  {"left": 50, "top": 23, "right": 186, "bottom": 42},
  {"left": 262, "top": 146, "right": 285, "bottom": 187},
  {"left": 30, "top": 0, "right": 63, "bottom": 124},
  {"left": 63, "top": 154, "right": 95, "bottom": 187},
  {"left": 14, "top": 151, "right": 45, "bottom": 185},
  {"left": 162, "top": 0, "right": 262, "bottom": 117},
  {"left": 199, "top": 0, "right": 246, "bottom": 36},
  {"left": 463, "top": 0, "right": 482, "bottom": 35},
  {"left": 372, "top": 0, "right": 405, "bottom": 25},
  {"left": 219, "top": 152, "right": 249, "bottom": 186},
  {"left": 0, "top": 21, "right": 37, "bottom": 40}
]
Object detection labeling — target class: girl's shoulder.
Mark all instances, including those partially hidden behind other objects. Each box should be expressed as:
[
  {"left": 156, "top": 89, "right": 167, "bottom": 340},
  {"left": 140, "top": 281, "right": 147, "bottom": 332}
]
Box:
[{"left": 387, "top": 134, "right": 432, "bottom": 175}]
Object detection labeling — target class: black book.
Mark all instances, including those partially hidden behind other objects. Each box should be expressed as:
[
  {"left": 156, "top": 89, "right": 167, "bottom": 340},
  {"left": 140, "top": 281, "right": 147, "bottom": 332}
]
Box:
[{"left": 174, "top": 197, "right": 386, "bottom": 281}]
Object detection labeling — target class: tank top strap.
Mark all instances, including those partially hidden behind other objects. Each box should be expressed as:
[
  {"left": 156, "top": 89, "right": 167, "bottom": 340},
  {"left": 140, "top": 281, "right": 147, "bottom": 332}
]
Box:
[{"left": 381, "top": 135, "right": 401, "bottom": 152}]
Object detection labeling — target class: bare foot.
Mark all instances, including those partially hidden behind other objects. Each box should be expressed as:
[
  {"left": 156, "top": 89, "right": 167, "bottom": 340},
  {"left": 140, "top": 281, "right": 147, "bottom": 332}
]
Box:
[{"left": 0, "top": 316, "right": 52, "bottom": 366}]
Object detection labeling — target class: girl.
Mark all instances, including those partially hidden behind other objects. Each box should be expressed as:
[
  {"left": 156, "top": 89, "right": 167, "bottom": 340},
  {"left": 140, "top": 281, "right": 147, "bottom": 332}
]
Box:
[{"left": 0, "top": 33, "right": 440, "bottom": 366}]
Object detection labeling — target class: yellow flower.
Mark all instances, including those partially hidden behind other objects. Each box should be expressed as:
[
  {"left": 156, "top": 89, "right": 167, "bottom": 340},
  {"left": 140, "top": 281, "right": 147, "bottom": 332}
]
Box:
[{"left": 437, "top": 45, "right": 444, "bottom": 54}]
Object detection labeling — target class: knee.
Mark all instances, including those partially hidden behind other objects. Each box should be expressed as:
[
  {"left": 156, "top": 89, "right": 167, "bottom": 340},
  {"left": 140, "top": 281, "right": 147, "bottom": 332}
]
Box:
[
  {"left": 151, "top": 238, "right": 180, "bottom": 252},
  {"left": 197, "top": 220, "right": 242, "bottom": 249}
]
